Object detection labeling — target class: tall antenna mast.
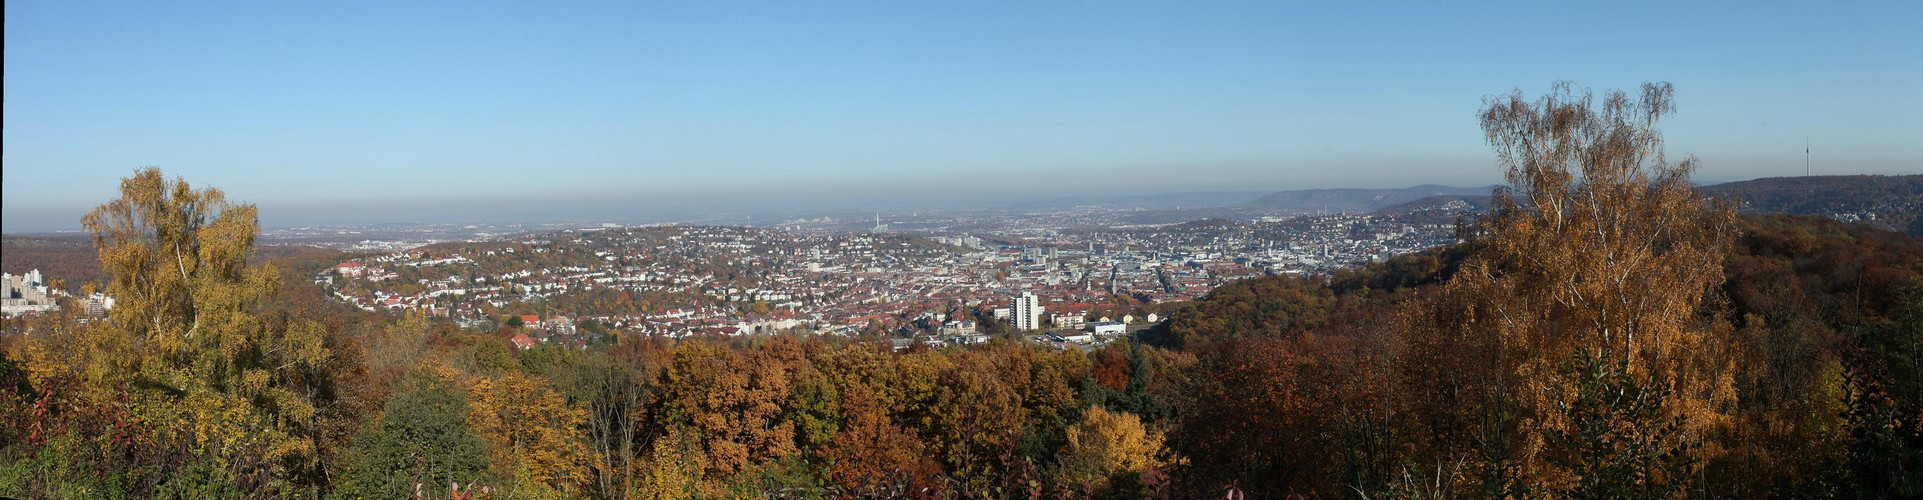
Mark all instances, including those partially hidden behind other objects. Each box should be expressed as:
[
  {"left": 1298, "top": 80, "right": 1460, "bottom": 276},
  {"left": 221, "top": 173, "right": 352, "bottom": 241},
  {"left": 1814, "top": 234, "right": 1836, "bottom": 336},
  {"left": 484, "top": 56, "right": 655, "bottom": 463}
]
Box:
[{"left": 1805, "top": 136, "right": 1810, "bottom": 177}]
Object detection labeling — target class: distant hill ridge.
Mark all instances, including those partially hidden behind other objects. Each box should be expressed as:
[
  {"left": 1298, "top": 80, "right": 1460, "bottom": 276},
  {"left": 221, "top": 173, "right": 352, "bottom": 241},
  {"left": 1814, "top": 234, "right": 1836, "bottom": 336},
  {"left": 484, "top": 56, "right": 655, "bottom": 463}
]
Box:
[
  {"left": 1248, "top": 184, "right": 1495, "bottom": 213},
  {"left": 1701, "top": 174, "right": 1922, "bottom": 235},
  {"left": 1353, "top": 175, "right": 1922, "bottom": 236}
]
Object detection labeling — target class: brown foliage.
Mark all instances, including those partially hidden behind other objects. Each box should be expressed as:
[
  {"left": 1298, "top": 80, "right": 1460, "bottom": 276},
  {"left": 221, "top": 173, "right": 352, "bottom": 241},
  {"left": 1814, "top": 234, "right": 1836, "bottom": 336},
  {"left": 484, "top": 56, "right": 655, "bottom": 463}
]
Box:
[
  {"left": 821, "top": 384, "right": 941, "bottom": 496},
  {"left": 1419, "top": 82, "right": 1738, "bottom": 492}
]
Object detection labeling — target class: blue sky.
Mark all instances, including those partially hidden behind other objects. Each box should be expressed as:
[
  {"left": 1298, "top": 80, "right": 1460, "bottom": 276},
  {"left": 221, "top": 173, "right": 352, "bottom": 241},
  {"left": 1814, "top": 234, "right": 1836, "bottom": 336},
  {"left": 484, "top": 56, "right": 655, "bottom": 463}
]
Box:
[{"left": 5, "top": 1, "right": 1919, "bottom": 230}]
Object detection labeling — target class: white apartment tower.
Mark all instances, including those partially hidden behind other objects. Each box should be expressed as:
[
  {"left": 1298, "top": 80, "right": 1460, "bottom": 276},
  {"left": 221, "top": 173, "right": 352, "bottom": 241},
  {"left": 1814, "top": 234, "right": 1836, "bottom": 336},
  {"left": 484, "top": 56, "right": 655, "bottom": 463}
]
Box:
[{"left": 1011, "top": 291, "right": 1044, "bottom": 331}]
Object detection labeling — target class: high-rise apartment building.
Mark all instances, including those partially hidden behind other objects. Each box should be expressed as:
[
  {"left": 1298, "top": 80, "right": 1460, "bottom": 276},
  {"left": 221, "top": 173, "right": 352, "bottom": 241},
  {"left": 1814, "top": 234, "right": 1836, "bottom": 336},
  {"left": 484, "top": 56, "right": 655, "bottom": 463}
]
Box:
[{"left": 1011, "top": 291, "right": 1044, "bottom": 331}]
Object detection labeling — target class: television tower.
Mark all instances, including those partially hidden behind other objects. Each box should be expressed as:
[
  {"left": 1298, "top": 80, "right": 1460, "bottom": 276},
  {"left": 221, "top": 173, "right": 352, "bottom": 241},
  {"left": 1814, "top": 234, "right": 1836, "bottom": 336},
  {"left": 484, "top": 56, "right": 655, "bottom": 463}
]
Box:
[{"left": 1805, "top": 136, "right": 1810, "bottom": 177}]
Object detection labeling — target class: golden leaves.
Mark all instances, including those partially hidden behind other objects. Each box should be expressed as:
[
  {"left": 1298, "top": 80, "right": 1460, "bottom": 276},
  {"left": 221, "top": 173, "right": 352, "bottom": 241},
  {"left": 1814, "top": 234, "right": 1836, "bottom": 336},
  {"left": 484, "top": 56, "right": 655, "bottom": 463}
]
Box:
[
  {"left": 1053, "top": 406, "right": 1171, "bottom": 489},
  {"left": 1415, "top": 82, "right": 1743, "bottom": 492},
  {"left": 465, "top": 371, "right": 593, "bottom": 491}
]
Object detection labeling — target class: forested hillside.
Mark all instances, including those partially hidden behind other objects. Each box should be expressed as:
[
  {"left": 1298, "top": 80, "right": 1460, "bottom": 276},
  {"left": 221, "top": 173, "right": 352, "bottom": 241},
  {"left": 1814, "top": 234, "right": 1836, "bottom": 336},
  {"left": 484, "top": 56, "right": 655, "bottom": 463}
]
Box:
[
  {"left": 1135, "top": 212, "right": 1923, "bottom": 497},
  {"left": 1702, "top": 174, "right": 1923, "bottom": 235}
]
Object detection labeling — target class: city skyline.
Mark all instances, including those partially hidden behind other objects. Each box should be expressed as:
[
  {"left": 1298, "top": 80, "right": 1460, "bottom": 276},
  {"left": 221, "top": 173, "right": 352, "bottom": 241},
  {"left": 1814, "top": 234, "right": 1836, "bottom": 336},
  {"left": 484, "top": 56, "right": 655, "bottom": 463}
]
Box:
[{"left": 7, "top": 1, "right": 1921, "bottom": 231}]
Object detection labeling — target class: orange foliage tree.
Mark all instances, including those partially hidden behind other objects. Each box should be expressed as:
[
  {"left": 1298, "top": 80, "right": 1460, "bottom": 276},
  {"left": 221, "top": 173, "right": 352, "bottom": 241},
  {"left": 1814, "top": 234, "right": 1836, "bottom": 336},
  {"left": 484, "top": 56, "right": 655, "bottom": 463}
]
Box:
[
  {"left": 1407, "top": 82, "right": 1739, "bottom": 495},
  {"left": 466, "top": 371, "right": 592, "bottom": 493}
]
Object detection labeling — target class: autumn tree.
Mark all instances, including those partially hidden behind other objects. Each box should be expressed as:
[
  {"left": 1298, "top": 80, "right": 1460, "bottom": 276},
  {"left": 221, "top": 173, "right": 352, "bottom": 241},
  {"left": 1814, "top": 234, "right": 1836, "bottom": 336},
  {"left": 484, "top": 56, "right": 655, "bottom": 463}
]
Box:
[
  {"left": 921, "top": 352, "right": 1029, "bottom": 494},
  {"left": 465, "top": 371, "right": 592, "bottom": 494},
  {"left": 631, "top": 427, "right": 709, "bottom": 500},
  {"left": 6, "top": 167, "right": 350, "bottom": 496},
  {"left": 652, "top": 340, "right": 798, "bottom": 479},
  {"left": 557, "top": 344, "right": 659, "bottom": 500},
  {"left": 1166, "top": 335, "right": 1333, "bottom": 494},
  {"left": 1052, "top": 406, "right": 1172, "bottom": 496},
  {"left": 1023, "top": 344, "right": 1092, "bottom": 466},
  {"left": 1407, "top": 82, "right": 1739, "bottom": 494},
  {"left": 820, "top": 384, "right": 942, "bottom": 496},
  {"left": 362, "top": 313, "right": 435, "bottom": 385}
]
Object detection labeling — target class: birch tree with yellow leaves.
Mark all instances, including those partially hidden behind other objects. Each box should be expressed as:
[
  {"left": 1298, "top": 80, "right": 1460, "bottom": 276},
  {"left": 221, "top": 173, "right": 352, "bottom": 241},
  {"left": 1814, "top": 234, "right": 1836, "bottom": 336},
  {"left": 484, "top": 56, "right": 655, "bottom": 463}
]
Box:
[
  {"left": 1406, "top": 82, "right": 1740, "bottom": 496},
  {"left": 465, "top": 371, "right": 593, "bottom": 495},
  {"left": 11, "top": 167, "right": 348, "bottom": 496}
]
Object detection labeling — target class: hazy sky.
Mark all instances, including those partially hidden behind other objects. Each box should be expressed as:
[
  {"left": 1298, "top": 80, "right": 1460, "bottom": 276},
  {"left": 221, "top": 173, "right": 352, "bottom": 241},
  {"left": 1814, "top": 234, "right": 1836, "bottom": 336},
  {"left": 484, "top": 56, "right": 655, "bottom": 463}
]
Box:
[{"left": 5, "top": 1, "right": 1919, "bottom": 230}]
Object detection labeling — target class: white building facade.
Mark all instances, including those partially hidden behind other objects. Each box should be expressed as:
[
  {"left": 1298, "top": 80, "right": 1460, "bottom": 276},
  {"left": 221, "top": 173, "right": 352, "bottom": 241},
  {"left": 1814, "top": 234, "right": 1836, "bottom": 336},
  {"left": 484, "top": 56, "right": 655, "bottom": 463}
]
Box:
[{"left": 1011, "top": 291, "right": 1044, "bottom": 331}]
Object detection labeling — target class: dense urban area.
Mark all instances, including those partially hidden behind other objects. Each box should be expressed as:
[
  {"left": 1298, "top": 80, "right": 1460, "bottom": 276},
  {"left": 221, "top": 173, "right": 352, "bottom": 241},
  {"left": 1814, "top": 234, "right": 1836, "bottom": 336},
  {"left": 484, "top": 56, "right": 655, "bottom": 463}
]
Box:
[{"left": 307, "top": 208, "right": 1463, "bottom": 351}]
